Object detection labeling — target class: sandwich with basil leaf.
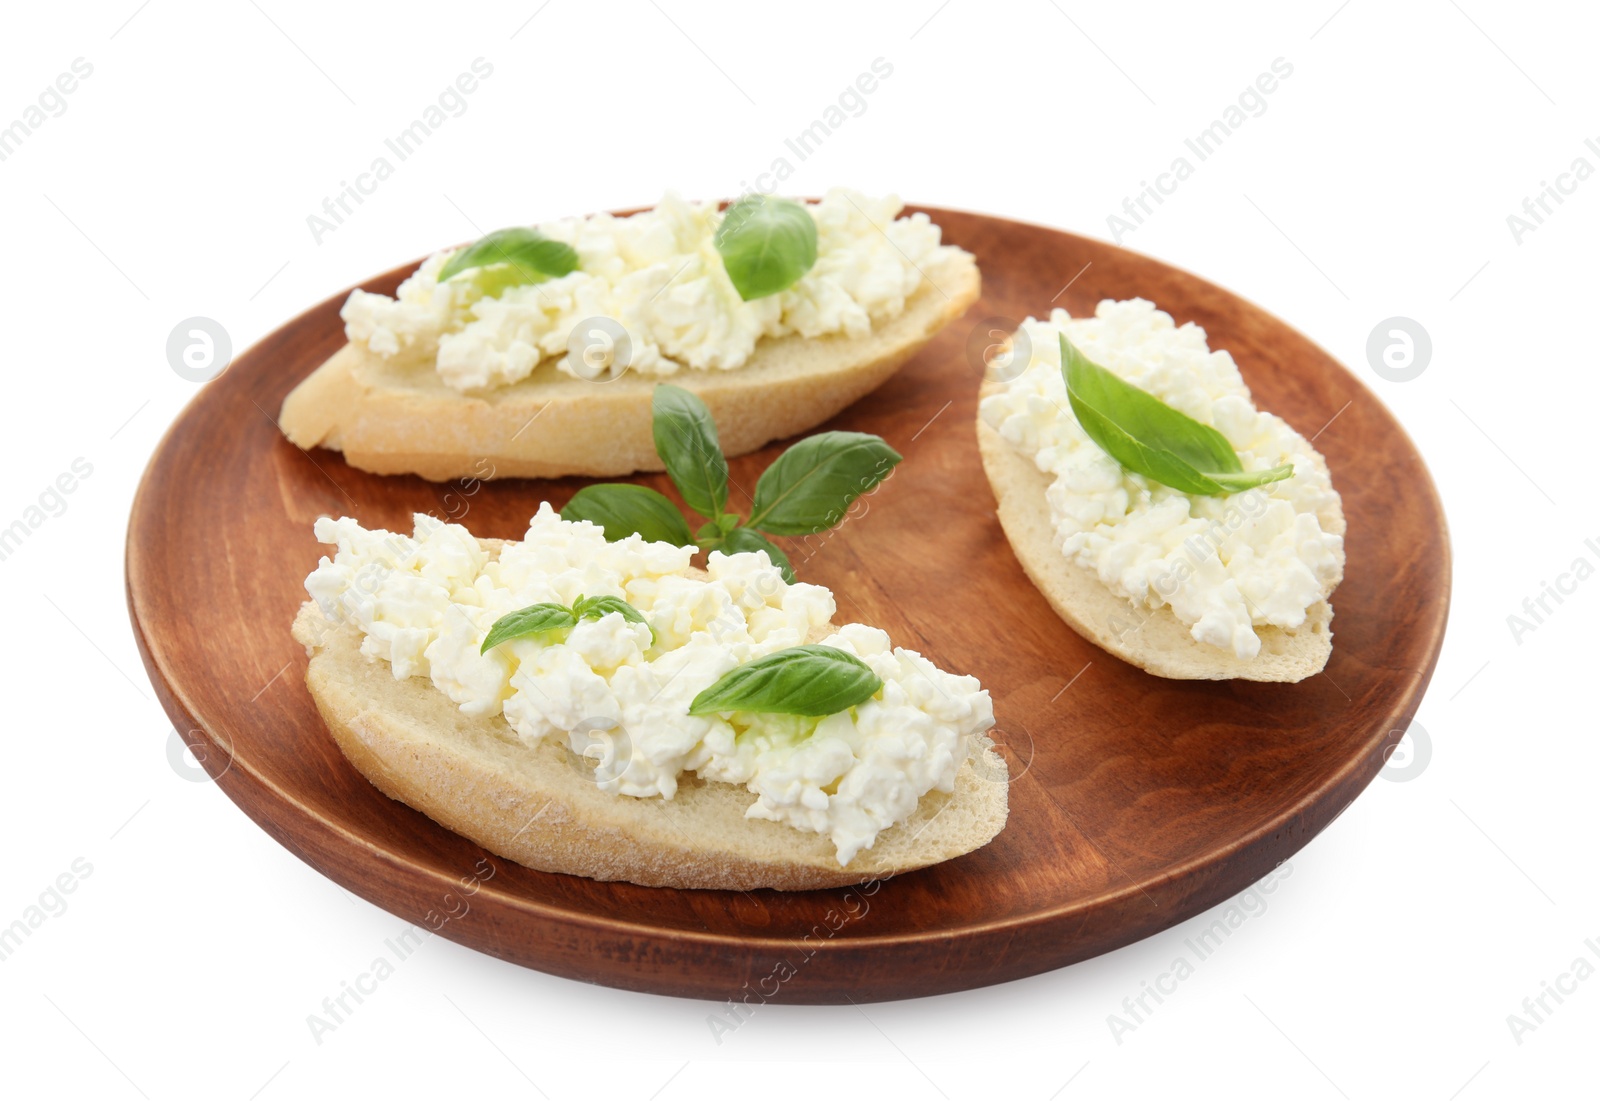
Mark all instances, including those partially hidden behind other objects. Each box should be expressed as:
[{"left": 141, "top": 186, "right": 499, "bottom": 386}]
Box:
[
  {"left": 294, "top": 503, "right": 1008, "bottom": 889},
  {"left": 280, "top": 189, "right": 979, "bottom": 481},
  {"left": 977, "top": 300, "right": 1346, "bottom": 682}
]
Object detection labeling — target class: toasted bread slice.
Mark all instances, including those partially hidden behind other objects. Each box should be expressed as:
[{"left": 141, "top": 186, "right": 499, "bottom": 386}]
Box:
[
  {"left": 976, "top": 414, "right": 1337, "bottom": 683},
  {"left": 279, "top": 250, "right": 979, "bottom": 482},
  {"left": 292, "top": 597, "right": 1008, "bottom": 891}
]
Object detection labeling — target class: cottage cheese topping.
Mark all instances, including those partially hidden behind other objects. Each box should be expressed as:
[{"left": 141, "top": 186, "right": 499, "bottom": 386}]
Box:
[
  {"left": 305, "top": 506, "right": 993, "bottom": 864},
  {"left": 341, "top": 189, "right": 958, "bottom": 390},
  {"left": 978, "top": 299, "right": 1344, "bottom": 659}
]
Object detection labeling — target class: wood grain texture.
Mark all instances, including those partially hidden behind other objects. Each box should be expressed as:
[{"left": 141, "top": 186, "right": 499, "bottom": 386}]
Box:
[{"left": 125, "top": 207, "right": 1451, "bottom": 1003}]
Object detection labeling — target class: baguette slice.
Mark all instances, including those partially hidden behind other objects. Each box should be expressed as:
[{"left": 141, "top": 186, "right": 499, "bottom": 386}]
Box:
[
  {"left": 280, "top": 250, "right": 979, "bottom": 482},
  {"left": 976, "top": 411, "right": 1339, "bottom": 683},
  {"left": 292, "top": 598, "right": 1008, "bottom": 891}
]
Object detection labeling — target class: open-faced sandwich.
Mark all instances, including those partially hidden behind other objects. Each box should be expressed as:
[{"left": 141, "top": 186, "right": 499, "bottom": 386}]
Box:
[
  {"left": 294, "top": 507, "right": 1007, "bottom": 890},
  {"left": 280, "top": 189, "right": 979, "bottom": 481},
  {"left": 977, "top": 299, "right": 1345, "bottom": 682}
]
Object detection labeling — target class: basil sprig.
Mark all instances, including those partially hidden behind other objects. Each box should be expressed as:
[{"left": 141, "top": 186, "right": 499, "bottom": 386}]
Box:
[
  {"left": 481, "top": 594, "right": 652, "bottom": 654},
  {"left": 688, "top": 645, "right": 882, "bottom": 717},
  {"left": 438, "top": 227, "right": 579, "bottom": 293},
  {"left": 1061, "top": 335, "right": 1293, "bottom": 497},
  {"left": 713, "top": 195, "right": 818, "bottom": 301},
  {"left": 560, "top": 384, "right": 900, "bottom": 583}
]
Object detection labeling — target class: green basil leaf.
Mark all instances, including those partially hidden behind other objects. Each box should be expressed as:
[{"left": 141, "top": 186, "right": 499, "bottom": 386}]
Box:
[
  {"left": 480, "top": 603, "right": 577, "bottom": 653},
  {"left": 1208, "top": 466, "right": 1296, "bottom": 492},
  {"left": 466, "top": 265, "right": 541, "bottom": 298},
  {"left": 1062, "top": 335, "right": 1238, "bottom": 473},
  {"left": 688, "top": 645, "right": 882, "bottom": 717},
  {"left": 748, "top": 432, "right": 902, "bottom": 536},
  {"left": 695, "top": 520, "right": 725, "bottom": 549},
  {"left": 651, "top": 384, "right": 728, "bottom": 519},
  {"left": 572, "top": 594, "right": 655, "bottom": 644},
  {"left": 713, "top": 195, "right": 818, "bottom": 301},
  {"left": 719, "top": 527, "right": 795, "bottom": 584},
  {"left": 1062, "top": 334, "right": 1293, "bottom": 497},
  {"left": 1067, "top": 398, "right": 1231, "bottom": 496},
  {"left": 561, "top": 484, "right": 696, "bottom": 547},
  {"left": 438, "top": 227, "right": 579, "bottom": 289}
]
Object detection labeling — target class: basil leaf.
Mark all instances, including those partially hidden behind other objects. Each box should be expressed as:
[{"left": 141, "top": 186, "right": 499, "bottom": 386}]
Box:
[
  {"left": 688, "top": 645, "right": 882, "bottom": 717},
  {"left": 1063, "top": 335, "right": 1239, "bottom": 474},
  {"left": 561, "top": 484, "right": 695, "bottom": 547},
  {"left": 748, "top": 432, "right": 902, "bottom": 536},
  {"left": 438, "top": 227, "right": 579, "bottom": 288},
  {"left": 1209, "top": 466, "right": 1295, "bottom": 492},
  {"left": 719, "top": 527, "right": 795, "bottom": 584},
  {"left": 1062, "top": 335, "right": 1293, "bottom": 496},
  {"left": 467, "top": 265, "right": 541, "bottom": 299},
  {"left": 695, "top": 520, "right": 725, "bottom": 549},
  {"left": 1067, "top": 398, "right": 1233, "bottom": 496},
  {"left": 572, "top": 594, "right": 655, "bottom": 643},
  {"left": 480, "top": 603, "right": 577, "bottom": 653},
  {"left": 713, "top": 195, "right": 818, "bottom": 301},
  {"left": 651, "top": 384, "right": 728, "bottom": 519}
]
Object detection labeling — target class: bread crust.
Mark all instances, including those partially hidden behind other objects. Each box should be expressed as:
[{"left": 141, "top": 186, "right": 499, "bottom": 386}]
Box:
[
  {"left": 292, "top": 598, "right": 1009, "bottom": 891},
  {"left": 975, "top": 414, "right": 1339, "bottom": 683},
  {"left": 280, "top": 252, "right": 980, "bottom": 482}
]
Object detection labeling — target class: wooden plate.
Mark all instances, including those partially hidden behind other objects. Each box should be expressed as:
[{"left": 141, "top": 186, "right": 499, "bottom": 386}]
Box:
[{"left": 126, "top": 207, "right": 1450, "bottom": 1003}]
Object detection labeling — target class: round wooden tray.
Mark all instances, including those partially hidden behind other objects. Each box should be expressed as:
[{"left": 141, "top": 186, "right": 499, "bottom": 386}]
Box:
[{"left": 126, "top": 207, "right": 1449, "bottom": 1003}]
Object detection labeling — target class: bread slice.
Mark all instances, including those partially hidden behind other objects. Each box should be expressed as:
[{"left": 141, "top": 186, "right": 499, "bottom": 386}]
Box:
[
  {"left": 279, "top": 250, "right": 979, "bottom": 482},
  {"left": 976, "top": 414, "right": 1338, "bottom": 683},
  {"left": 291, "top": 598, "right": 1008, "bottom": 891}
]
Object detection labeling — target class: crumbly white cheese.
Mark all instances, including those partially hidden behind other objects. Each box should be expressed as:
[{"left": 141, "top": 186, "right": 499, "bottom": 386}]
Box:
[
  {"left": 305, "top": 506, "right": 993, "bottom": 864},
  {"left": 341, "top": 189, "right": 957, "bottom": 391},
  {"left": 978, "top": 299, "right": 1344, "bottom": 659}
]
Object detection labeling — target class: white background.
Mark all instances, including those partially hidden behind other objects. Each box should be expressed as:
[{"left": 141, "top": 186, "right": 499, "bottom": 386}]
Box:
[{"left": 1, "top": 1, "right": 1593, "bottom": 1098}]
